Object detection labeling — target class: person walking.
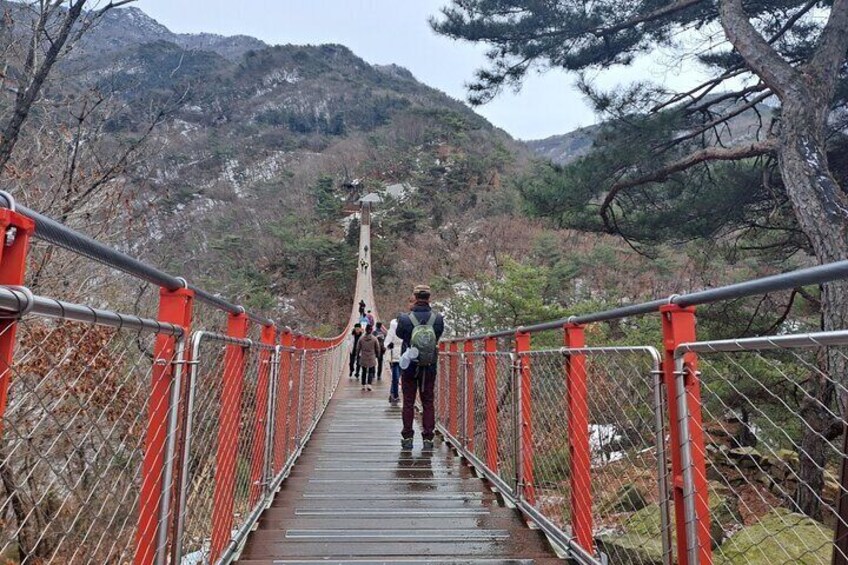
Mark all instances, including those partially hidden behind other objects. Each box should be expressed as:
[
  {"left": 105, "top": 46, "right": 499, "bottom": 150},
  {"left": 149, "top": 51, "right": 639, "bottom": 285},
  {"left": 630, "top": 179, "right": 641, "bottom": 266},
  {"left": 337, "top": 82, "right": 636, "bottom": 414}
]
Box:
[
  {"left": 384, "top": 318, "right": 403, "bottom": 404},
  {"left": 358, "top": 300, "right": 366, "bottom": 317},
  {"left": 396, "top": 284, "right": 444, "bottom": 449},
  {"left": 348, "top": 323, "right": 363, "bottom": 379},
  {"left": 355, "top": 324, "right": 381, "bottom": 391},
  {"left": 373, "top": 321, "right": 387, "bottom": 381},
  {"left": 365, "top": 309, "right": 375, "bottom": 327}
]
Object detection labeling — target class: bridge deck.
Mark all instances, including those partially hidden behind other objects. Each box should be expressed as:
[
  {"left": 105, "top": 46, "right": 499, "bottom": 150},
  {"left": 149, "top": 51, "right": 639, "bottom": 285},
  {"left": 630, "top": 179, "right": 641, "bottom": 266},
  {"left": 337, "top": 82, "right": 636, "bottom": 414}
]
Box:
[{"left": 237, "top": 374, "right": 562, "bottom": 564}]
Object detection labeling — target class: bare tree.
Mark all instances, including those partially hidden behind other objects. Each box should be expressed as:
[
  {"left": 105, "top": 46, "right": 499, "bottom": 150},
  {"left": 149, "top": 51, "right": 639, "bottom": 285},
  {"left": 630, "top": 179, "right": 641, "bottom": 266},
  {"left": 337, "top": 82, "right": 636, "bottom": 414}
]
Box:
[{"left": 0, "top": 1, "right": 135, "bottom": 172}]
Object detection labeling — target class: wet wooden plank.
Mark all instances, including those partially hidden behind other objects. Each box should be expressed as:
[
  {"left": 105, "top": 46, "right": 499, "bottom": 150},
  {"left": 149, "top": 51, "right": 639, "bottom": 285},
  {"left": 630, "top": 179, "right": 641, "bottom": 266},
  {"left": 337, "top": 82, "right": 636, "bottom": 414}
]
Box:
[{"left": 237, "top": 378, "right": 562, "bottom": 563}]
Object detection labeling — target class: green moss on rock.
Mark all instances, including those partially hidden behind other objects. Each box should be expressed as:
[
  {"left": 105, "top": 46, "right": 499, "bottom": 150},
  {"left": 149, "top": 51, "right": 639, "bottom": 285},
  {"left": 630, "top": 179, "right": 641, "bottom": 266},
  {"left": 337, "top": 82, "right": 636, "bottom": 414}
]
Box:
[
  {"left": 715, "top": 509, "right": 832, "bottom": 564},
  {"left": 596, "top": 482, "right": 741, "bottom": 564}
]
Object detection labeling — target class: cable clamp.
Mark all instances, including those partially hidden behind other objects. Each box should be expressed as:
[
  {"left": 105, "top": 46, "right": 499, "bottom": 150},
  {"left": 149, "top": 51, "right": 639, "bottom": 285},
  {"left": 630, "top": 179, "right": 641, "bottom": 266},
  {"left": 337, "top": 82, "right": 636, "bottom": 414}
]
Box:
[{"left": 0, "top": 286, "right": 34, "bottom": 319}]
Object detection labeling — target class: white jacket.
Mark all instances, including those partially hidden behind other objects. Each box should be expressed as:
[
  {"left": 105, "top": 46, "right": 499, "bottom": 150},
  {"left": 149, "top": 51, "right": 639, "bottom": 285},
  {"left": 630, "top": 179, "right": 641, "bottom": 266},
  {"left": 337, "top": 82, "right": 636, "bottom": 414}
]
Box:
[{"left": 385, "top": 319, "right": 403, "bottom": 363}]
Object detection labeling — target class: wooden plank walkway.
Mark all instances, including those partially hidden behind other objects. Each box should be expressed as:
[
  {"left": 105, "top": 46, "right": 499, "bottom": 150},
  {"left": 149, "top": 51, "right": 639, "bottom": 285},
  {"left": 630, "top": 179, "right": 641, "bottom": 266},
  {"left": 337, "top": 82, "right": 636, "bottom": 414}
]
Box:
[{"left": 237, "top": 372, "right": 563, "bottom": 564}]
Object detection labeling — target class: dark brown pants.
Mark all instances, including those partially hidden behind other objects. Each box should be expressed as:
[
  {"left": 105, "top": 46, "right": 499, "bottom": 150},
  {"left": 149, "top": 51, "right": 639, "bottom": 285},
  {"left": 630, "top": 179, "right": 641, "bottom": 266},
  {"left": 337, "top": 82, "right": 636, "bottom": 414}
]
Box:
[{"left": 401, "top": 364, "right": 437, "bottom": 440}]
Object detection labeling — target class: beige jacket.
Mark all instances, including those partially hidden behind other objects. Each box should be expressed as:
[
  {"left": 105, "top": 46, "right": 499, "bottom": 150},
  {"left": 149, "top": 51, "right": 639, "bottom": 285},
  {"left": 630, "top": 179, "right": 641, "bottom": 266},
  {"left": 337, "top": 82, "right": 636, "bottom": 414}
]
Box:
[{"left": 356, "top": 333, "right": 381, "bottom": 368}]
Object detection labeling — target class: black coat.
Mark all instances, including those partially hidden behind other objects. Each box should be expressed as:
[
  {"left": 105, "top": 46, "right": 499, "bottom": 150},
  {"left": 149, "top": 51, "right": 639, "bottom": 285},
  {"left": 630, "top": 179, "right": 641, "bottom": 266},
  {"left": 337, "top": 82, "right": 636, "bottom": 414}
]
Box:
[{"left": 396, "top": 302, "right": 445, "bottom": 349}]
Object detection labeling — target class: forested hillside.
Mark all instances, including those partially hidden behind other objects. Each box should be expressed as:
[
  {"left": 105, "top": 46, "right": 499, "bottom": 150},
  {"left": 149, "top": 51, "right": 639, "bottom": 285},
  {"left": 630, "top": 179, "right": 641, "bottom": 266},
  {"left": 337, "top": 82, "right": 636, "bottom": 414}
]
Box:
[{"left": 3, "top": 3, "right": 807, "bottom": 339}]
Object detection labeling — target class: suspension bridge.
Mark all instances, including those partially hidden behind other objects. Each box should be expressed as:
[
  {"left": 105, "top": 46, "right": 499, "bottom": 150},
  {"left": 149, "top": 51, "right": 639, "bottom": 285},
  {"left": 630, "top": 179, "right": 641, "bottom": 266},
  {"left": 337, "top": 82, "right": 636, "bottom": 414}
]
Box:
[{"left": 0, "top": 194, "right": 847, "bottom": 564}]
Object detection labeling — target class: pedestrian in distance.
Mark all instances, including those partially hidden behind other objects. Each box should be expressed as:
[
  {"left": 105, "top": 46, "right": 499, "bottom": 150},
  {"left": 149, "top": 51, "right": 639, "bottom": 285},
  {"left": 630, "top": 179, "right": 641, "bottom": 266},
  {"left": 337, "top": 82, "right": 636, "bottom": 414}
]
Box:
[
  {"left": 385, "top": 318, "right": 403, "bottom": 404},
  {"left": 348, "top": 323, "right": 363, "bottom": 379},
  {"left": 373, "top": 321, "right": 387, "bottom": 381},
  {"left": 396, "top": 284, "right": 444, "bottom": 449},
  {"left": 355, "top": 324, "right": 381, "bottom": 391},
  {"left": 365, "top": 309, "right": 375, "bottom": 327},
  {"left": 358, "top": 299, "right": 366, "bottom": 317}
]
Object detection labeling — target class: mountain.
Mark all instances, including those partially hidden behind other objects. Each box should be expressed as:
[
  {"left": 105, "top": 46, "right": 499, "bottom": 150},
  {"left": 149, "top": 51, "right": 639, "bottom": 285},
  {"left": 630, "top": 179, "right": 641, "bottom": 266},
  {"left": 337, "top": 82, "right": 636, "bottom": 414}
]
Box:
[
  {"left": 525, "top": 125, "right": 599, "bottom": 166},
  {"left": 83, "top": 6, "right": 268, "bottom": 60},
  {"left": 526, "top": 96, "right": 775, "bottom": 165},
  {"left": 7, "top": 3, "right": 528, "bottom": 330}
]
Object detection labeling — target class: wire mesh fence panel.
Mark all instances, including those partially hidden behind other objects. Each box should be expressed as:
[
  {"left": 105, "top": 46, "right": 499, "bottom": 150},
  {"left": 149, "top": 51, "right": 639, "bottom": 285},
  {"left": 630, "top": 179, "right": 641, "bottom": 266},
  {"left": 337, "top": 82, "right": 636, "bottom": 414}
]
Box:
[
  {"left": 229, "top": 345, "right": 268, "bottom": 542},
  {"left": 457, "top": 354, "right": 467, "bottom": 447},
  {"left": 523, "top": 350, "right": 571, "bottom": 528},
  {"left": 0, "top": 316, "right": 179, "bottom": 564},
  {"left": 303, "top": 352, "right": 316, "bottom": 435},
  {"left": 315, "top": 350, "right": 327, "bottom": 414},
  {"left": 471, "top": 348, "right": 487, "bottom": 465},
  {"left": 178, "top": 335, "right": 229, "bottom": 562},
  {"left": 580, "top": 348, "right": 669, "bottom": 565},
  {"left": 437, "top": 352, "right": 459, "bottom": 437},
  {"left": 437, "top": 357, "right": 448, "bottom": 429},
  {"left": 271, "top": 347, "right": 295, "bottom": 479},
  {"left": 493, "top": 352, "right": 518, "bottom": 496},
  {"left": 679, "top": 334, "right": 848, "bottom": 565},
  {"left": 291, "top": 351, "right": 305, "bottom": 450}
]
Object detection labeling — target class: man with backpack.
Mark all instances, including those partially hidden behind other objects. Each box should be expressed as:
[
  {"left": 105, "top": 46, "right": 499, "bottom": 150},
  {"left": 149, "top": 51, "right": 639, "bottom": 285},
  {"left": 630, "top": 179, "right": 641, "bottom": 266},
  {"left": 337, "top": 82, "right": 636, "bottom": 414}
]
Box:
[{"left": 396, "top": 284, "right": 444, "bottom": 449}]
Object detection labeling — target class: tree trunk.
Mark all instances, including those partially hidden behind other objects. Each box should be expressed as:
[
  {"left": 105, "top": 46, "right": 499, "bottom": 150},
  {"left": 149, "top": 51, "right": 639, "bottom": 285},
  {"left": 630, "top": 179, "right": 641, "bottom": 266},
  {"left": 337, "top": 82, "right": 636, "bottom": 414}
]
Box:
[{"left": 777, "top": 99, "right": 848, "bottom": 518}]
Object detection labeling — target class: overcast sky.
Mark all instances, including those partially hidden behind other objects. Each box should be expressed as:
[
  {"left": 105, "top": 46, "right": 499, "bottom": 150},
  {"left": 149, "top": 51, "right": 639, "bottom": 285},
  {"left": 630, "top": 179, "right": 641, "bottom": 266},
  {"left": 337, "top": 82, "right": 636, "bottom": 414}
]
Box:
[{"left": 132, "top": 0, "right": 707, "bottom": 140}]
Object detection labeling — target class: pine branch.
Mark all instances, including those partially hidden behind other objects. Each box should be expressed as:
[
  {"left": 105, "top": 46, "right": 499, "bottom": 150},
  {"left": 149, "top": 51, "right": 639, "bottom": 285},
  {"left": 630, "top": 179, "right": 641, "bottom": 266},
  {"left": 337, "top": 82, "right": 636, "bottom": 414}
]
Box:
[{"left": 600, "top": 140, "right": 777, "bottom": 232}]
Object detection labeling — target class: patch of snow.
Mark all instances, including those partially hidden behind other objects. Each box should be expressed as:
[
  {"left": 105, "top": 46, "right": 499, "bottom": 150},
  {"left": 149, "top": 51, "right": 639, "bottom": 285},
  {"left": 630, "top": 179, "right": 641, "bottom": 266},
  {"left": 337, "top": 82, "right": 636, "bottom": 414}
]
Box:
[
  {"left": 340, "top": 211, "right": 361, "bottom": 232},
  {"left": 262, "top": 68, "right": 301, "bottom": 87},
  {"left": 590, "top": 423, "right": 625, "bottom": 466},
  {"left": 383, "top": 182, "right": 417, "bottom": 200},
  {"left": 222, "top": 158, "right": 243, "bottom": 196},
  {"left": 359, "top": 192, "right": 382, "bottom": 204}
]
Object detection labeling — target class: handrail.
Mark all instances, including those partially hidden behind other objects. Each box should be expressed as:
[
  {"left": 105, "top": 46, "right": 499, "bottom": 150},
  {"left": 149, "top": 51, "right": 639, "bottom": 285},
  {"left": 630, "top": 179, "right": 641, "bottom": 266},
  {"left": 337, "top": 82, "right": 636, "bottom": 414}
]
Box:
[
  {"left": 444, "top": 259, "right": 848, "bottom": 341},
  {"left": 0, "top": 193, "right": 276, "bottom": 327},
  {"left": 0, "top": 285, "right": 184, "bottom": 336}
]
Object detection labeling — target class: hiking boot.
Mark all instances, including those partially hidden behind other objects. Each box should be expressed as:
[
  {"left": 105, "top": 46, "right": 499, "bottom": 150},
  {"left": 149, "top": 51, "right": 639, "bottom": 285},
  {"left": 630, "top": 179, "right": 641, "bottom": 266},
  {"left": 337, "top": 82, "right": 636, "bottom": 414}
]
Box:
[
  {"left": 400, "top": 438, "right": 413, "bottom": 450},
  {"left": 361, "top": 385, "right": 366, "bottom": 391},
  {"left": 367, "top": 384, "right": 372, "bottom": 391},
  {"left": 422, "top": 439, "right": 435, "bottom": 450}
]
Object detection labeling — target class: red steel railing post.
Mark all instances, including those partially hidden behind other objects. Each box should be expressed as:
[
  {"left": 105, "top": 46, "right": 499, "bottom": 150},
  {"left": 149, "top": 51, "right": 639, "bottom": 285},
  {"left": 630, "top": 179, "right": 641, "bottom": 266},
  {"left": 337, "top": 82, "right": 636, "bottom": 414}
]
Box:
[
  {"left": 449, "top": 341, "right": 459, "bottom": 437},
  {"left": 484, "top": 337, "right": 498, "bottom": 471},
  {"left": 0, "top": 209, "right": 34, "bottom": 437},
  {"left": 660, "top": 305, "right": 711, "bottom": 565},
  {"left": 464, "top": 340, "right": 475, "bottom": 451},
  {"left": 564, "top": 323, "right": 593, "bottom": 554},
  {"left": 515, "top": 331, "right": 536, "bottom": 505},
  {"left": 210, "top": 312, "right": 249, "bottom": 562},
  {"left": 274, "top": 330, "right": 293, "bottom": 475},
  {"left": 136, "top": 286, "right": 194, "bottom": 565},
  {"left": 249, "top": 323, "right": 276, "bottom": 507}
]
